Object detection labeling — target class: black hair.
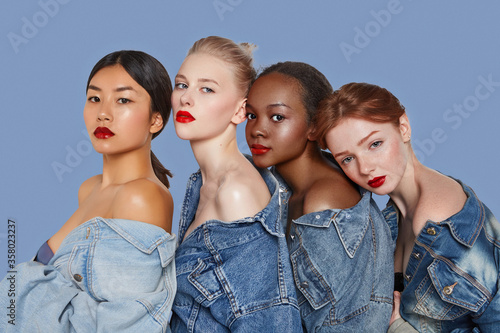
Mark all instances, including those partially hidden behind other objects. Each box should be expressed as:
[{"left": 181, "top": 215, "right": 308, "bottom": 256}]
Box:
[
  {"left": 87, "top": 50, "right": 173, "bottom": 187},
  {"left": 258, "top": 61, "right": 333, "bottom": 124}
]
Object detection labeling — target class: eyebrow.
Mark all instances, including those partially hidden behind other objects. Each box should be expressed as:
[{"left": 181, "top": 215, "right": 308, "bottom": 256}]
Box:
[
  {"left": 333, "top": 130, "right": 379, "bottom": 158},
  {"left": 175, "top": 74, "right": 220, "bottom": 86},
  {"left": 87, "top": 85, "right": 136, "bottom": 92},
  {"left": 245, "top": 102, "right": 291, "bottom": 111}
]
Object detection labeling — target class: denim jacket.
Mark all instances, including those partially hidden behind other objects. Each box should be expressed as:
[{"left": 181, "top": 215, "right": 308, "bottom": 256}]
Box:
[
  {"left": 273, "top": 170, "right": 394, "bottom": 332},
  {"left": 171, "top": 162, "right": 302, "bottom": 332},
  {"left": 0, "top": 217, "right": 177, "bottom": 333},
  {"left": 384, "top": 179, "right": 500, "bottom": 332}
]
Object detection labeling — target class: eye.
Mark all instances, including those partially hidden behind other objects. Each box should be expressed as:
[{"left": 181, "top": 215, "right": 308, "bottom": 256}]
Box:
[
  {"left": 88, "top": 96, "right": 100, "bottom": 102},
  {"left": 117, "top": 98, "right": 131, "bottom": 104},
  {"left": 201, "top": 87, "right": 214, "bottom": 93},
  {"left": 271, "top": 114, "right": 284, "bottom": 122},
  {"left": 175, "top": 82, "right": 188, "bottom": 89},
  {"left": 246, "top": 113, "right": 256, "bottom": 120},
  {"left": 341, "top": 156, "right": 353, "bottom": 165},
  {"left": 370, "top": 141, "right": 382, "bottom": 149}
]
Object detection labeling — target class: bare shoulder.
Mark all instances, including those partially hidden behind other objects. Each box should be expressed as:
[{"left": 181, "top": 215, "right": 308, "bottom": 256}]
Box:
[
  {"left": 416, "top": 170, "right": 467, "bottom": 223},
  {"left": 113, "top": 178, "right": 174, "bottom": 232},
  {"left": 78, "top": 175, "right": 101, "bottom": 204},
  {"left": 303, "top": 171, "right": 361, "bottom": 215},
  {"left": 216, "top": 165, "right": 271, "bottom": 221}
]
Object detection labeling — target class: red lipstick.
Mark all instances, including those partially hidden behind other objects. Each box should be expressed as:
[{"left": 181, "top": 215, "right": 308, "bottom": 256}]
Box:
[
  {"left": 176, "top": 111, "right": 195, "bottom": 123},
  {"left": 250, "top": 144, "right": 271, "bottom": 155},
  {"left": 94, "top": 127, "right": 114, "bottom": 139},
  {"left": 368, "top": 176, "right": 386, "bottom": 188}
]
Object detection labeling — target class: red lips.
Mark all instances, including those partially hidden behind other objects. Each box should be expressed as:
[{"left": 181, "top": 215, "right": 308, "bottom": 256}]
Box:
[
  {"left": 176, "top": 111, "right": 195, "bottom": 123},
  {"left": 94, "top": 127, "right": 114, "bottom": 139},
  {"left": 250, "top": 144, "right": 271, "bottom": 155},
  {"left": 368, "top": 176, "right": 386, "bottom": 188}
]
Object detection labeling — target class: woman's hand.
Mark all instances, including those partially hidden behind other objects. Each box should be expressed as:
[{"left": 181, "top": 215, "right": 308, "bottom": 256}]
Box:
[{"left": 390, "top": 291, "right": 402, "bottom": 325}]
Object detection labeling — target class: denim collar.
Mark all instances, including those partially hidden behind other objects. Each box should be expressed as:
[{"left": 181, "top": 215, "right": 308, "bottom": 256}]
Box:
[
  {"left": 382, "top": 178, "right": 483, "bottom": 248},
  {"left": 178, "top": 156, "right": 283, "bottom": 241},
  {"left": 272, "top": 167, "right": 371, "bottom": 258},
  {"left": 93, "top": 217, "right": 176, "bottom": 266}
]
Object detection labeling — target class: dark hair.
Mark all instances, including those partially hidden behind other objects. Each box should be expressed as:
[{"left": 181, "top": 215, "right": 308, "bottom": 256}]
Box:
[
  {"left": 314, "top": 82, "right": 406, "bottom": 149},
  {"left": 86, "top": 50, "right": 173, "bottom": 187},
  {"left": 258, "top": 61, "right": 333, "bottom": 124}
]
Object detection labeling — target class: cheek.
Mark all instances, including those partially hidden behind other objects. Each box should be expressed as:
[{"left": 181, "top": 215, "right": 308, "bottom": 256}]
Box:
[
  {"left": 83, "top": 107, "right": 94, "bottom": 130},
  {"left": 387, "top": 140, "right": 407, "bottom": 171},
  {"left": 244, "top": 122, "right": 253, "bottom": 141},
  {"left": 171, "top": 91, "right": 181, "bottom": 109}
]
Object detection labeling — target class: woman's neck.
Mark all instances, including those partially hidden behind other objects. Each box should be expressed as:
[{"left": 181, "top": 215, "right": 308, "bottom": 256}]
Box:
[
  {"left": 388, "top": 153, "right": 423, "bottom": 223},
  {"left": 275, "top": 143, "right": 327, "bottom": 195},
  {"left": 101, "top": 144, "right": 154, "bottom": 187},
  {"left": 190, "top": 126, "right": 242, "bottom": 182}
]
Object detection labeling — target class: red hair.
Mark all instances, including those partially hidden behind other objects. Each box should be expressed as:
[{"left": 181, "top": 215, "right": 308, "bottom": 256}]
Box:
[{"left": 314, "top": 82, "right": 406, "bottom": 148}]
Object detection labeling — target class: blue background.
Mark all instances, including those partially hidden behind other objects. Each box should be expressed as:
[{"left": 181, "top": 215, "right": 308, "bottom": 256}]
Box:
[{"left": 1, "top": 0, "right": 500, "bottom": 274}]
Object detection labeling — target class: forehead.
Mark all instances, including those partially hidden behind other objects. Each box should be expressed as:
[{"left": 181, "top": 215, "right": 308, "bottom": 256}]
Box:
[
  {"left": 178, "top": 53, "right": 235, "bottom": 83},
  {"left": 326, "top": 117, "right": 397, "bottom": 147},
  {"left": 90, "top": 65, "right": 134, "bottom": 84},
  {"left": 248, "top": 73, "right": 303, "bottom": 109}
]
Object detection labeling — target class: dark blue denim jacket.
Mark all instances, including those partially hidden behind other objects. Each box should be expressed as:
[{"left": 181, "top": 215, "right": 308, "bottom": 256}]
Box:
[
  {"left": 171, "top": 162, "right": 303, "bottom": 332},
  {"left": 384, "top": 179, "right": 500, "bottom": 332},
  {"left": 273, "top": 169, "right": 394, "bottom": 332}
]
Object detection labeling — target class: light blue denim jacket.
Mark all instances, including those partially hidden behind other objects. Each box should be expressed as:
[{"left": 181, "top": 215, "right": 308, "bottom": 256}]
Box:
[
  {"left": 273, "top": 169, "right": 395, "bottom": 332},
  {"left": 0, "top": 217, "right": 177, "bottom": 333},
  {"left": 384, "top": 179, "right": 500, "bottom": 332},
  {"left": 171, "top": 162, "right": 303, "bottom": 332}
]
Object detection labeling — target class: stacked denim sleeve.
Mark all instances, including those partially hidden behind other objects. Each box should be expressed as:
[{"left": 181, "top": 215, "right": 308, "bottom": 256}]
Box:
[
  {"left": 171, "top": 161, "right": 302, "bottom": 332},
  {"left": 384, "top": 178, "right": 500, "bottom": 332},
  {"left": 273, "top": 168, "right": 395, "bottom": 332},
  {"left": 0, "top": 217, "right": 177, "bottom": 333}
]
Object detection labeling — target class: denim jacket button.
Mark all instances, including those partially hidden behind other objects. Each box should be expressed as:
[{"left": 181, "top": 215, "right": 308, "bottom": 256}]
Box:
[
  {"left": 404, "top": 274, "right": 411, "bottom": 281},
  {"left": 426, "top": 227, "right": 436, "bottom": 235},
  {"left": 315, "top": 215, "right": 321, "bottom": 219},
  {"left": 412, "top": 252, "right": 420, "bottom": 259},
  {"left": 443, "top": 282, "right": 457, "bottom": 295},
  {"left": 73, "top": 274, "right": 83, "bottom": 282},
  {"left": 300, "top": 281, "right": 309, "bottom": 289}
]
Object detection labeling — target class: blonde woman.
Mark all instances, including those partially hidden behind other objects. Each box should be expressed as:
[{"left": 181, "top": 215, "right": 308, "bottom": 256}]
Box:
[{"left": 170, "top": 36, "right": 302, "bottom": 332}]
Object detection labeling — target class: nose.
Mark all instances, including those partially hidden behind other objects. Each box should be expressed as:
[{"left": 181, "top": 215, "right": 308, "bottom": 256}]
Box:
[
  {"left": 97, "top": 101, "right": 112, "bottom": 122},
  {"left": 179, "top": 89, "right": 193, "bottom": 106},
  {"left": 358, "top": 156, "right": 375, "bottom": 176},
  {"left": 250, "top": 118, "right": 268, "bottom": 138}
]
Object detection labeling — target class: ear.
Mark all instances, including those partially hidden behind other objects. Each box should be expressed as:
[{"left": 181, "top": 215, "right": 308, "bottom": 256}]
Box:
[
  {"left": 231, "top": 98, "right": 247, "bottom": 125},
  {"left": 150, "top": 112, "right": 164, "bottom": 134},
  {"left": 399, "top": 113, "right": 411, "bottom": 143}
]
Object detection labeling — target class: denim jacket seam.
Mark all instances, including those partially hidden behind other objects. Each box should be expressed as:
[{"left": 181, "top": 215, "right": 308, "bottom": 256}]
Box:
[
  {"left": 101, "top": 218, "right": 174, "bottom": 255},
  {"left": 415, "top": 239, "right": 493, "bottom": 301},
  {"left": 291, "top": 242, "right": 335, "bottom": 309}
]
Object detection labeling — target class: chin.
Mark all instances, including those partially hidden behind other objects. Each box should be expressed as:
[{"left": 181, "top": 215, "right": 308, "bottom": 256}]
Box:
[
  {"left": 251, "top": 155, "right": 273, "bottom": 169},
  {"left": 173, "top": 128, "right": 192, "bottom": 141}
]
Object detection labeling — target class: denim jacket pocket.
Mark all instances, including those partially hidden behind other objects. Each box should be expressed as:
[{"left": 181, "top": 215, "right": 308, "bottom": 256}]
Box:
[
  {"left": 188, "top": 257, "right": 225, "bottom": 305},
  {"left": 290, "top": 246, "right": 332, "bottom": 310},
  {"left": 413, "top": 259, "right": 488, "bottom": 320}
]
